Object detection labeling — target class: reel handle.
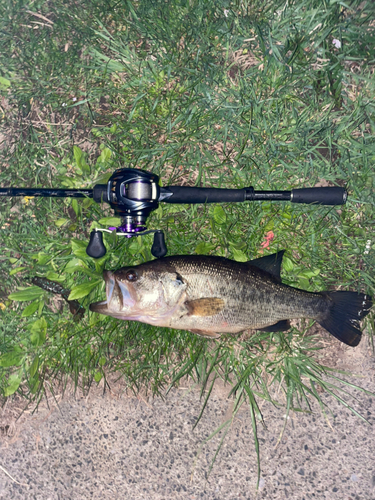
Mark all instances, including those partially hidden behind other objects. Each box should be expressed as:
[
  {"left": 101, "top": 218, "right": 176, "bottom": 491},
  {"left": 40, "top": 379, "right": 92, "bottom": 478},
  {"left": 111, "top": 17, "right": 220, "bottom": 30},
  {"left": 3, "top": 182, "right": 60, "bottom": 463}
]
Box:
[
  {"left": 86, "top": 229, "right": 167, "bottom": 259},
  {"left": 86, "top": 231, "right": 106, "bottom": 259}
]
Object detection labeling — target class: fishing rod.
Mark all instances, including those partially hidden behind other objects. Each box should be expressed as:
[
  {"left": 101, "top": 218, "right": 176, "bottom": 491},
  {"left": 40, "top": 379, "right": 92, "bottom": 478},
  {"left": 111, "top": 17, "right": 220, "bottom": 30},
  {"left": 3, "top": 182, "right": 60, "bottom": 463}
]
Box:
[{"left": 0, "top": 168, "right": 347, "bottom": 259}]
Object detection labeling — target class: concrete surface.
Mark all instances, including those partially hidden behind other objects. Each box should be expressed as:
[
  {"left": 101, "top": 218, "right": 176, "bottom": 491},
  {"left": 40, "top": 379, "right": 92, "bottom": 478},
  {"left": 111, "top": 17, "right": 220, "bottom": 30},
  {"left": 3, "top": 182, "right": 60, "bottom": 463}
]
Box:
[{"left": 0, "top": 339, "right": 374, "bottom": 500}]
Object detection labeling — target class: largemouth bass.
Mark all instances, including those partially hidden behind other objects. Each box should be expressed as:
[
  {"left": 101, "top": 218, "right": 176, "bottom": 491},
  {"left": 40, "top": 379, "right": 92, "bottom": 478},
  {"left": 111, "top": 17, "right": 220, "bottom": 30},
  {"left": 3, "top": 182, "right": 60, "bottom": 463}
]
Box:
[{"left": 90, "top": 252, "right": 372, "bottom": 347}]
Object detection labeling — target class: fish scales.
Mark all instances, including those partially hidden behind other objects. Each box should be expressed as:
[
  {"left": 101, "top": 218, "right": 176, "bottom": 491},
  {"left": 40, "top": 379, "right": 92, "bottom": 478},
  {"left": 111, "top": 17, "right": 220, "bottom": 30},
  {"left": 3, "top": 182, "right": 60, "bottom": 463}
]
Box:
[{"left": 162, "top": 256, "right": 327, "bottom": 333}]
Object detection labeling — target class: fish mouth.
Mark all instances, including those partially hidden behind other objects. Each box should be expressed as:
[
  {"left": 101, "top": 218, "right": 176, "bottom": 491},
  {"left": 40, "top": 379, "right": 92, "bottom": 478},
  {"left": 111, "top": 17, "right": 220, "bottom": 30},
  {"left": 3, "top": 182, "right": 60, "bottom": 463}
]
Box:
[
  {"left": 104, "top": 270, "right": 115, "bottom": 304},
  {"left": 89, "top": 270, "right": 113, "bottom": 313},
  {"left": 89, "top": 270, "right": 136, "bottom": 314},
  {"left": 89, "top": 300, "right": 109, "bottom": 313}
]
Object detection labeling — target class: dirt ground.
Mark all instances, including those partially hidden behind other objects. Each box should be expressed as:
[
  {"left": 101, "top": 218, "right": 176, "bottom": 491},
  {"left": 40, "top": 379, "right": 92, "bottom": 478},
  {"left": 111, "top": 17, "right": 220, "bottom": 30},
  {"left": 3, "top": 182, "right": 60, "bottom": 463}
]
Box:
[{"left": 0, "top": 335, "right": 374, "bottom": 500}]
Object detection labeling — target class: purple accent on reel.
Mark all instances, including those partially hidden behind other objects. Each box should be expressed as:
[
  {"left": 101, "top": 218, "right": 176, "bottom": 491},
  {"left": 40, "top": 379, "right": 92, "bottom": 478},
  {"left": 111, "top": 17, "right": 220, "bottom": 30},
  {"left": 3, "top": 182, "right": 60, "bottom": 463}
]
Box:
[{"left": 108, "top": 224, "right": 146, "bottom": 238}]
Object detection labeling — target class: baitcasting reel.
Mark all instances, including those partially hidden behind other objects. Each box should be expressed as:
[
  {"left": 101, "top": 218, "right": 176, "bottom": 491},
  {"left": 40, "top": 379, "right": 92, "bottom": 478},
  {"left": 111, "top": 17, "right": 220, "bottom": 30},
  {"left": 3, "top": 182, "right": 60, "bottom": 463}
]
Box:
[{"left": 0, "top": 168, "right": 347, "bottom": 259}]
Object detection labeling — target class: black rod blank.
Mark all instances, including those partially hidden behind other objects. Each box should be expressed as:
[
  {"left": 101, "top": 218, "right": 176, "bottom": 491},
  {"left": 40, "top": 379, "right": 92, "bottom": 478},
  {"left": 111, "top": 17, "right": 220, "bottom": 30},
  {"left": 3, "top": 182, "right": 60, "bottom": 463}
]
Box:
[{"left": 0, "top": 188, "right": 93, "bottom": 198}]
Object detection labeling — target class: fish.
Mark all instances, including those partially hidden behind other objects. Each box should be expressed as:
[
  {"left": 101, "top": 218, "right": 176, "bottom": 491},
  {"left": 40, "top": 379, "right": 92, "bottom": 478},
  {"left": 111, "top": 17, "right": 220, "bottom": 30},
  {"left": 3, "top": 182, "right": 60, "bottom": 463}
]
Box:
[{"left": 89, "top": 251, "right": 373, "bottom": 347}]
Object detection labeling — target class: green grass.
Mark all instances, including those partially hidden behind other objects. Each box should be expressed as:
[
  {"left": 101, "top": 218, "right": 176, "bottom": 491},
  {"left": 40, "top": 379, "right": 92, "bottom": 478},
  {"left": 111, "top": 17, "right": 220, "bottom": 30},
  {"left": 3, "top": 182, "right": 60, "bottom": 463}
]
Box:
[{"left": 1, "top": 0, "right": 375, "bottom": 482}]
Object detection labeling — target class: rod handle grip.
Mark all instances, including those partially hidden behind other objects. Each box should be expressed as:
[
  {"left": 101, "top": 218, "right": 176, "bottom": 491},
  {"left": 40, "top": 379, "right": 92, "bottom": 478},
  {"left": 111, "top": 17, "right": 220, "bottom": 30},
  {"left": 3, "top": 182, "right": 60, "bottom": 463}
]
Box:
[
  {"left": 161, "top": 186, "right": 246, "bottom": 203},
  {"left": 291, "top": 187, "right": 347, "bottom": 205}
]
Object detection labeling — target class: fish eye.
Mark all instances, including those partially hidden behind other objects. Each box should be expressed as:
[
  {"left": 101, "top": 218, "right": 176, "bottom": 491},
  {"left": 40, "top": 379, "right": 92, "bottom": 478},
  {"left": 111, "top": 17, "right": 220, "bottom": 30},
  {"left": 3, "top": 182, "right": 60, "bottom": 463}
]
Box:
[{"left": 125, "top": 270, "right": 138, "bottom": 282}]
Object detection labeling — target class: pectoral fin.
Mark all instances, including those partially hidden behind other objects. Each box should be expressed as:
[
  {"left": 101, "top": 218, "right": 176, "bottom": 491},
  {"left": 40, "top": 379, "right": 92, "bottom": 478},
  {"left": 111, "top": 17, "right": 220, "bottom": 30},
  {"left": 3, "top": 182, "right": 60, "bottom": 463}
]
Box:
[{"left": 185, "top": 297, "right": 225, "bottom": 317}]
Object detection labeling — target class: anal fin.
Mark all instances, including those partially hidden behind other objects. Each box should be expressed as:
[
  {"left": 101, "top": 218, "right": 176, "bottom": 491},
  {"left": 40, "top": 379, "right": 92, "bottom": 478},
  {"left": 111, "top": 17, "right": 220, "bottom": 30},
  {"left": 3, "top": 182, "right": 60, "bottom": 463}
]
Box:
[{"left": 258, "top": 320, "right": 290, "bottom": 332}]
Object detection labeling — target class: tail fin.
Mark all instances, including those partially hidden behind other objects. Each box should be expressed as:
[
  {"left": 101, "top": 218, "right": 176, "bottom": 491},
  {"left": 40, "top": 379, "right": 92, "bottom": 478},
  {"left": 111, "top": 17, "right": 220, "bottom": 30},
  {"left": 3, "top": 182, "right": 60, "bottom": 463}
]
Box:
[{"left": 318, "top": 292, "right": 372, "bottom": 347}]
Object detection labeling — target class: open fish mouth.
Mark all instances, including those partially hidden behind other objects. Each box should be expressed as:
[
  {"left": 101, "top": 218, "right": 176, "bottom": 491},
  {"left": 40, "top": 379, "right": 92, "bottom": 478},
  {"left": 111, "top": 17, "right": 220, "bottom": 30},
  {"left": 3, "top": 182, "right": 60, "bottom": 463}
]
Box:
[
  {"left": 104, "top": 270, "right": 115, "bottom": 304},
  {"left": 89, "top": 270, "right": 114, "bottom": 313},
  {"left": 89, "top": 270, "right": 136, "bottom": 314},
  {"left": 89, "top": 299, "right": 108, "bottom": 313}
]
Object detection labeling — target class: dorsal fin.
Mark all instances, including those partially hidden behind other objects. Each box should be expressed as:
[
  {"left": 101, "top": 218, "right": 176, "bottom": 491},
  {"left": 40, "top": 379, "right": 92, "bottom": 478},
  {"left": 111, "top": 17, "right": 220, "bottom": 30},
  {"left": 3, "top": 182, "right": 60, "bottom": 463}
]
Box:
[{"left": 247, "top": 250, "right": 285, "bottom": 281}]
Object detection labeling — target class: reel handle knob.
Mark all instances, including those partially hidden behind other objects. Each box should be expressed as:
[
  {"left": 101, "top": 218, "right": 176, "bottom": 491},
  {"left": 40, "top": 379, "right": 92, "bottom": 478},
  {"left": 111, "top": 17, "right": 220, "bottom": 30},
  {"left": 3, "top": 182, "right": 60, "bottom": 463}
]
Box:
[
  {"left": 151, "top": 230, "right": 167, "bottom": 258},
  {"left": 86, "top": 230, "right": 107, "bottom": 258}
]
